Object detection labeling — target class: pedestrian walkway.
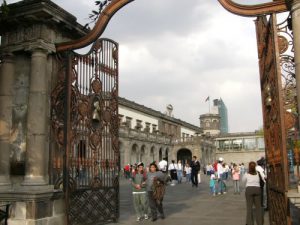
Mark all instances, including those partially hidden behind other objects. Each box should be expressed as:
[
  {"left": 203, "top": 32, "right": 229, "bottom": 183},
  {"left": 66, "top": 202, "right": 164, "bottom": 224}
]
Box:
[{"left": 115, "top": 175, "right": 269, "bottom": 225}]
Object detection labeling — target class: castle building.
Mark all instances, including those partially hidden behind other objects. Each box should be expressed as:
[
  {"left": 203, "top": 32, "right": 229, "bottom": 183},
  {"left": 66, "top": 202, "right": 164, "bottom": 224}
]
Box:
[
  {"left": 118, "top": 97, "right": 215, "bottom": 167},
  {"left": 215, "top": 131, "right": 265, "bottom": 164}
]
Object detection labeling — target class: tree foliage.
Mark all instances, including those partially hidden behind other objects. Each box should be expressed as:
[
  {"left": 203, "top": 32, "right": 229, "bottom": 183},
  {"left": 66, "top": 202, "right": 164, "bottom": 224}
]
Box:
[
  {"left": 84, "top": 0, "right": 112, "bottom": 29},
  {"left": 0, "top": 0, "right": 9, "bottom": 19}
]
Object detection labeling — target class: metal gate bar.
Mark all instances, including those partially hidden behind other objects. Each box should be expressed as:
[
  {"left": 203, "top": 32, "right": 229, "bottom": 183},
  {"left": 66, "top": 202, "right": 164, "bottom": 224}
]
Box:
[
  {"left": 255, "top": 14, "right": 290, "bottom": 225},
  {"left": 51, "top": 38, "right": 119, "bottom": 225}
]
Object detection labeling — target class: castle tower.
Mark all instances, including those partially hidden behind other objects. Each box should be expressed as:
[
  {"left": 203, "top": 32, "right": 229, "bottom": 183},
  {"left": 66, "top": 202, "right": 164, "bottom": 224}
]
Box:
[{"left": 199, "top": 113, "right": 221, "bottom": 136}]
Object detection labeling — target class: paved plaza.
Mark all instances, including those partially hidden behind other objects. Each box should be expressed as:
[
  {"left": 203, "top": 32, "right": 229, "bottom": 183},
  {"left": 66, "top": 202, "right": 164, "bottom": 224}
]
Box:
[{"left": 115, "top": 175, "right": 269, "bottom": 225}]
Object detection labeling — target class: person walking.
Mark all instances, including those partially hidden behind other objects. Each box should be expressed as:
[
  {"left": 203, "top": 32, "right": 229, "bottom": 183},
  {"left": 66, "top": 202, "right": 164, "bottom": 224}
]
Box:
[
  {"left": 217, "top": 158, "right": 226, "bottom": 194},
  {"left": 168, "top": 160, "right": 178, "bottom": 186},
  {"left": 209, "top": 173, "right": 217, "bottom": 196},
  {"left": 243, "top": 161, "right": 263, "bottom": 225},
  {"left": 158, "top": 157, "right": 168, "bottom": 173},
  {"left": 177, "top": 160, "right": 183, "bottom": 184},
  {"left": 131, "top": 162, "right": 149, "bottom": 221},
  {"left": 232, "top": 163, "right": 240, "bottom": 194},
  {"left": 184, "top": 163, "right": 191, "bottom": 183},
  {"left": 256, "top": 157, "right": 267, "bottom": 209},
  {"left": 190, "top": 156, "right": 201, "bottom": 187},
  {"left": 240, "top": 163, "right": 246, "bottom": 177},
  {"left": 124, "top": 164, "right": 130, "bottom": 179},
  {"left": 146, "top": 162, "right": 167, "bottom": 221}
]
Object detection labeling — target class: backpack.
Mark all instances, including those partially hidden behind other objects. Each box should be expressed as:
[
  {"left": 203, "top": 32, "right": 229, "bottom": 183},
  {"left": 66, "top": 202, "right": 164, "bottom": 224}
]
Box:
[
  {"left": 153, "top": 179, "right": 166, "bottom": 201},
  {"left": 258, "top": 172, "right": 265, "bottom": 188}
]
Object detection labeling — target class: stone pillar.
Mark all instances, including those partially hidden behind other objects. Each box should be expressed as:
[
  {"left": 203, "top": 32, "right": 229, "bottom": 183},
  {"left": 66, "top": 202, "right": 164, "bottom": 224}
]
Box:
[
  {"left": 22, "top": 49, "right": 49, "bottom": 186},
  {"left": 0, "top": 53, "right": 14, "bottom": 188},
  {"left": 292, "top": 0, "right": 300, "bottom": 128}
]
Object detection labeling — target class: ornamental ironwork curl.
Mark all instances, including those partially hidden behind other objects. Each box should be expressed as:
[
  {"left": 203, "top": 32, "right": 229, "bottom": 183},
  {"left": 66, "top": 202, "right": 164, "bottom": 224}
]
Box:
[
  {"left": 255, "top": 15, "right": 289, "bottom": 225},
  {"left": 277, "top": 15, "right": 297, "bottom": 119}
]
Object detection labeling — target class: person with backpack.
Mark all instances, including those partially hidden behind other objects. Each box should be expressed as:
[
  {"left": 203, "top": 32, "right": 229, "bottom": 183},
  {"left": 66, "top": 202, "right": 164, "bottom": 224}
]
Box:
[
  {"left": 146, "top": 162, "right": 167, "bottom": 221},
  {"left": 190, "top": 156, "right": 201, "bottom": 187},
  {"left": 242, "top": 161, "right": 263, "bottom": 225},
  {"left": 131, "top": 162, "right": 148, "bottom": 221}
]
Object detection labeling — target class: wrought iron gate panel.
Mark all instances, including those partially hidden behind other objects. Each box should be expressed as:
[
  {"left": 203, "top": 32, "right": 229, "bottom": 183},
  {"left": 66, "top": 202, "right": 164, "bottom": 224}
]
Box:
[
  {"left": 51, "top": 38, "right": 119, "bottom": 225},
  {"left": 255, "top": 15, "right": 290, "bottom": 225}
]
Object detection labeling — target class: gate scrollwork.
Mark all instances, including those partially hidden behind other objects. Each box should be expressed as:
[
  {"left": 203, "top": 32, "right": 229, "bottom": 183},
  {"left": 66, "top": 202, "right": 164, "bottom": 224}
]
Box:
[
  {"left": 51, "top": 38, "right": 119, "bottom": 225},
  {"left": 256, "top": 14, "right": 290, "bottom": 225}
]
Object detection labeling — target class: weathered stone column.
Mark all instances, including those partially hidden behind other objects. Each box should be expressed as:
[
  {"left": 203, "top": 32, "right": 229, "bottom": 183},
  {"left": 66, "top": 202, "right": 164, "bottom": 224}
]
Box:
[
  {"left": 0, "top": 53, "right": 14, "bottom": 188},
  {"left": 22, "top": 48, "right": 49, "bottom": 186},
  {"left": 291, "top": 0, "right": 300, "bottom": 128}
]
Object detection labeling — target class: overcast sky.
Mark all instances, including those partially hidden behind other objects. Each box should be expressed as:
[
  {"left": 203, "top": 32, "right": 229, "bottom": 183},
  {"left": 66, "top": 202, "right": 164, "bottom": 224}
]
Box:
[{"left": 8, "top": 0, "right": 273, "bottom": 132}]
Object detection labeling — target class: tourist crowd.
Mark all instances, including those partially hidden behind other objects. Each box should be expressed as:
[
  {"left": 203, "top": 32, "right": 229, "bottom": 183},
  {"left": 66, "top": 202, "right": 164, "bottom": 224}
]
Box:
[{"left": 124, "top": 156, "right": 267, "bottom": 225}]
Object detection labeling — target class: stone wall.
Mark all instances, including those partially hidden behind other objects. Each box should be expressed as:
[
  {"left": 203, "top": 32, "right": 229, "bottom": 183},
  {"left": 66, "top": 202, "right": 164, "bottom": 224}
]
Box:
[
  {"left": 0, "top": 1, "right": 88, "bottom": 224},
  {"left": 216, "top": 150, "right": 265, "bottom": 165}
]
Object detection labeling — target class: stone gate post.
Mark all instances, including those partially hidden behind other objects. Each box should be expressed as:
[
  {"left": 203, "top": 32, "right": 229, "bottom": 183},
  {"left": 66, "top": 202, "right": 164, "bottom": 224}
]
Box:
[
  {"left": 0, "top": 53, "right": 14, "bottom": 189},
  {"left": 0, "top": 1, "right": 88, "bottom": 224},
  {"left": 22, "top": 47, "right": 49, "bottom": 186}
]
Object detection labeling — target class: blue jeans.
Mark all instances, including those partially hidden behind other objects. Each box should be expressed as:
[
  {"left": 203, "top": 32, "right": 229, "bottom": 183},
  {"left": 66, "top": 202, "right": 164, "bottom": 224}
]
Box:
[
  {"left": 177, "top": 170, "right": 183, "bottom": 183},
  {"left": 186, "top": 174, "right": 191, "bottom": 183},
  {"left": 233, "top": 180, "right": 240, "bottom": 193},
  {"left": 210, "top": 185, "right": 216, "bottom": 194},
  {"left": 218, "top": 175, "right": 226, "bottom": 193}
]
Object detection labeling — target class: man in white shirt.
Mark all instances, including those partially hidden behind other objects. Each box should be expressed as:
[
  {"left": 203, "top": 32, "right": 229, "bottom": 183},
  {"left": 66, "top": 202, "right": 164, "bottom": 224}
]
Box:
[
  {"left": 256, "top": 157, "right": 267, "bottom": 209},
  {"left": 217, "top": 158, "right": 226, "bottom": 194},
  {"left": 168, "top": 160, "right": 178, "bottom": 186},
  {"left": 158, "top": 157, "right": 168, "bottom": 173}
]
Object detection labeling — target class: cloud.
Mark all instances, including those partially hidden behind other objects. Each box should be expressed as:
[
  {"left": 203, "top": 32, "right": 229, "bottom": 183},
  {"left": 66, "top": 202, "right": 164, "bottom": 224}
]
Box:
[{"left": 6, "top": 0, "right": 265, "bottom": 132}]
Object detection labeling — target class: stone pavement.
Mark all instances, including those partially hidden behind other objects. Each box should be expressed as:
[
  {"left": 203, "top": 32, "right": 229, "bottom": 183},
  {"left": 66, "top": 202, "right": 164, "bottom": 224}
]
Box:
[{"left": 114, "top": 175, "right": 269, "bottom": 225}]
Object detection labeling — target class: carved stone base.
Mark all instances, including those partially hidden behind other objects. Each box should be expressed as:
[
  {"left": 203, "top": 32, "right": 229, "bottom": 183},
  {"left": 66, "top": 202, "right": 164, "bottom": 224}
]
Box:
[
  {"left": 22, "top": 176, "right": 48, "bottom": 186},
  {"left": 0, "top": 176, "right": 11, "bottom": 190},
  {"left": 0, "top": 190, "right": 66, "bottom": 225}
]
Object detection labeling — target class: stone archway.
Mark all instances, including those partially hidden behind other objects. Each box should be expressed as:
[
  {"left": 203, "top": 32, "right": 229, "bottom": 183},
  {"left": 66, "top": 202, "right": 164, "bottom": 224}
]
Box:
[
  {"left": 159, "top": 148, "right": 163, "bottom": 161},
  {"left": 177, "top": 148, "right": 192, "bottom": 165},
  {"left": 150, "top": 146, "right": 155, "bottom": 163},
  {"left": 140, "top": 145, "right": 146, "bottom": 163},
  {"left": 165, "top": 148, "right": 169, "bottom": 162},
  {"left": 131, "top": 144, "right": 139, "bottom": 164}
]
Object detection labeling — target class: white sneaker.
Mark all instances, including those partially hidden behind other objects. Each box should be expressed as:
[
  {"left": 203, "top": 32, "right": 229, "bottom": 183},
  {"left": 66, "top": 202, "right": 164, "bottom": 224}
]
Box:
[
  {"left": 136, "top": 217, "right": 141, "bottom": 221},
  {"left": 144, "top": 214, "right": 148, "bottom": 220},
  {"left": 223, "top": 192, "right": 227, "bottom": 194}
]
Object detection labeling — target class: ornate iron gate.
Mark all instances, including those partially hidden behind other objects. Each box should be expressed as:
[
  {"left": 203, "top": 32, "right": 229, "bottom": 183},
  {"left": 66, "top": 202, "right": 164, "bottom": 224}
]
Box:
[
  {"left": 255, "top": 15, "right": 290, "bottom": 225},
  {"left": 51, "top": 38, "right": 119, "bottom": 225}
]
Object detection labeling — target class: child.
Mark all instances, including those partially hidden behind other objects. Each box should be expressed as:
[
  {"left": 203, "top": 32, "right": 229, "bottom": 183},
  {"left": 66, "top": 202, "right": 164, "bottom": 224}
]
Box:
[
  {"left": 210, "top": 174, "right": 216, "bottom": 196},
  {"left": 131, "top": 162, "right": 148, "bottom": 221},
  {"left": 232, "top": 163, "right": 240, "bottom": 194},
  {"left": 184, "top": 163, "right": 191, "bottom": 183}
]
